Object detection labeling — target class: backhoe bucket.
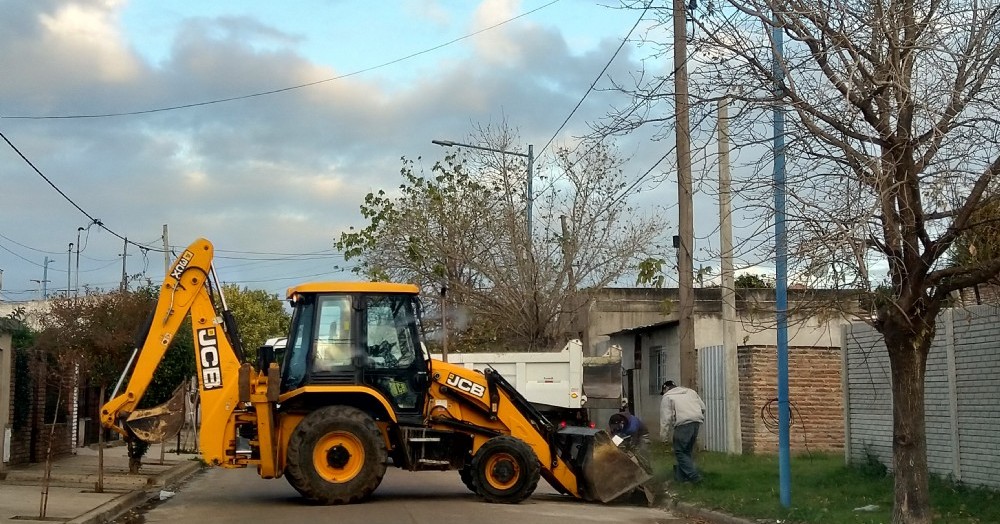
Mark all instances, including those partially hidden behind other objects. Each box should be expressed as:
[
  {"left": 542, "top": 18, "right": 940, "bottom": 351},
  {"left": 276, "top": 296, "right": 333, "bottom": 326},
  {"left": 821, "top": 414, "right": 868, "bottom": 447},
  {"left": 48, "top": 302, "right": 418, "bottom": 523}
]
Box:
[
  {"left": 558, "top": 427, "right": 654, "bottom": 504},
  {"left": 124, "top": 384, "right": 186, "bottom": 443}
]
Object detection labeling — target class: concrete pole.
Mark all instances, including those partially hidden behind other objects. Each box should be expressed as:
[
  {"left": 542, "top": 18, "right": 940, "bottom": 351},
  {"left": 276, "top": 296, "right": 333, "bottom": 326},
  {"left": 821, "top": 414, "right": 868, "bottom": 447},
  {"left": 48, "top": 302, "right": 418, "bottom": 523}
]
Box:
[
  {"left": 75, "top": 228, "right": 82, "bottom": 297},
  {"left": 526, "top": 145, "right": 534, "bottom": 240},
  {"left": 719, "top": 97, "right": 742, "bottom": 454},
  {"left": 42, "top": 257, "right": 51, "bottom": 298},
  {"left": 163, "top": 225, "right": 170, "bottom": 276},
  {"left": 67, "top": 243, "right": 73, "bottom": 298},
  {"left": 674, "top": 0, "right": 697, "bottom": 389},
  {"left": 120, "top": 237, "right": 127, "bottom": 292}
]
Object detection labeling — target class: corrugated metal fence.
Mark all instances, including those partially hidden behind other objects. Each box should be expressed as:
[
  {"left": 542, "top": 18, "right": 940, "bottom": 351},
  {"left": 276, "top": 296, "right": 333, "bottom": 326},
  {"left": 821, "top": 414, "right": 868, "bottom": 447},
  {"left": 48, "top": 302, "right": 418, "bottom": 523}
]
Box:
[{"left": 698, "top": 345, "right": 729, "bottom": 452}]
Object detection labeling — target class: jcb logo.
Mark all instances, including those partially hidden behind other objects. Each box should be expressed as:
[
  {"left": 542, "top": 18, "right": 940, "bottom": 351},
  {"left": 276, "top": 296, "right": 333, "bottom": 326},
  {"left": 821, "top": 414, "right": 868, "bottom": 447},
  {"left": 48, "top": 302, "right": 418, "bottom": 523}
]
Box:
[
  {"left": 197, "top": 328, "right": 223, "bottom": 390},
  {"left": 446, "top": 373, "right": 486, "bottom": 398},
  {"left": 169, "top": 250, "right": 195, "bottom": 281}
]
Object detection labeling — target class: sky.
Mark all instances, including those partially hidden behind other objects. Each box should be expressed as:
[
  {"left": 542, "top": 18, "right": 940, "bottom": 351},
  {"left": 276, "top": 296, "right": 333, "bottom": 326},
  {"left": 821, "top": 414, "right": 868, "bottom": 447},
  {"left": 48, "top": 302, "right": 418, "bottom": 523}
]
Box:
[{"left": 0, "top": 0, "right": 715, "bottom": 303}]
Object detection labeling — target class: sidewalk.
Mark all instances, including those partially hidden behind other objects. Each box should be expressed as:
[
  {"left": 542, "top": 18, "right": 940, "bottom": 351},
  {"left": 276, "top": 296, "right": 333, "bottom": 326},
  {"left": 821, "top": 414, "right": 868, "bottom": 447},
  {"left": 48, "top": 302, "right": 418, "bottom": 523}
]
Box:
[{"left": 0, "top": 441, "right": 202, "bottom": 524}]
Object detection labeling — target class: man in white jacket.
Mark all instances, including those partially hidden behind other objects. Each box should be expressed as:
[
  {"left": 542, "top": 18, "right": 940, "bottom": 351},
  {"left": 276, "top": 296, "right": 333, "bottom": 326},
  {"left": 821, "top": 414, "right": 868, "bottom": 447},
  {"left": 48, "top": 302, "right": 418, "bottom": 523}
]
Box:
[{"left": 659, "top": 380, "right": 706, "bottom": 482}]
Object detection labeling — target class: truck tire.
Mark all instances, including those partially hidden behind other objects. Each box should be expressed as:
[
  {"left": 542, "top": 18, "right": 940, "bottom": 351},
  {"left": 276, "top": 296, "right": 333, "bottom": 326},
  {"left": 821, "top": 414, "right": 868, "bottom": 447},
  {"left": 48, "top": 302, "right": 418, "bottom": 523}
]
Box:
[
  {"left": 284, "top": 406, "right": 387, "bottom": 504},
  {"left": 471, "top": 436, "right": 540, "bottom": 504}
]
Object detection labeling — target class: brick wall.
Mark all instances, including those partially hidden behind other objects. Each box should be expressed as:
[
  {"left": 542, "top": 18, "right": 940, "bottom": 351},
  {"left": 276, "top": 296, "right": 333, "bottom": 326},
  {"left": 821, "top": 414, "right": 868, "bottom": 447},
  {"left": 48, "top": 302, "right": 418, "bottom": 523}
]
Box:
[
  {"left": 4, "top": 348, "right": 73, "bottom": 466},
  {"left": 739, "top": 345, "right": 844, "bottom": 453}
]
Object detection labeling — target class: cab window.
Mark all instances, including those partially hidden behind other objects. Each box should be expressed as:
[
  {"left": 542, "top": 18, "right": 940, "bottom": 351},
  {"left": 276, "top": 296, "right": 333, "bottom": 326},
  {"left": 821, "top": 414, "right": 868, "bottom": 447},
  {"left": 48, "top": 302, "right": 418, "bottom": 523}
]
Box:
[
  {"left": 313, "top": 295, "right": 354, "bottom": 371},
  {"left": 365, "top": 294, "right": 417, "bottom": 369}
]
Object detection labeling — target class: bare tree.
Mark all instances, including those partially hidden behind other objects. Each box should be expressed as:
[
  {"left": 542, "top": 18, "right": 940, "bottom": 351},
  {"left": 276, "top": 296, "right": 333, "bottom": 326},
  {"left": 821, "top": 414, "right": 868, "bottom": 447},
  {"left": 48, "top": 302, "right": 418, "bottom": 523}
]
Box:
[
  {"left": 609, "top": 1, "right": 1000, "bottom": 521},
  {"left": 338, "top": 125, "right": 667, "bottom": 351}
]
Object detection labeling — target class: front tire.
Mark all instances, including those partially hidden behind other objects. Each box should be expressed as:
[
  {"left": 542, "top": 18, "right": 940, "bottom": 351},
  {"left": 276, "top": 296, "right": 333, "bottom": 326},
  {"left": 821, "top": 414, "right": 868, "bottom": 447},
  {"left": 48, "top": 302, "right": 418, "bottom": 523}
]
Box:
[
  {"left": 471, "top": 436, "right": 540, "bottom": 504},
  {"left": 284, "top": 406, "right": 387, "bottom": 504},
  {"left": 459, "top": 465, "right": 476, "bottom": 493}
]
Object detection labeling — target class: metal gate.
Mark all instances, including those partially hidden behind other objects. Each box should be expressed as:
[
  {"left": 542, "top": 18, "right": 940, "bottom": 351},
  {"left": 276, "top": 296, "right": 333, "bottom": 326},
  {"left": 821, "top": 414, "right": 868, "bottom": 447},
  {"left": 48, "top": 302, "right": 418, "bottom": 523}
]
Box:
[{"left": 698, "top": 345, "right": 728, "bottom": 452}]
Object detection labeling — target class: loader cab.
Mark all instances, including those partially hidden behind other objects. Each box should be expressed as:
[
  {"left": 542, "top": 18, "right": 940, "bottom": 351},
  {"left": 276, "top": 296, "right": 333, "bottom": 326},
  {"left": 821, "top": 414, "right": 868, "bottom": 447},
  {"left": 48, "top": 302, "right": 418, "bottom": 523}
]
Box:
[{"left": 280, "top": 283, "right": 430, "bottom": 415}]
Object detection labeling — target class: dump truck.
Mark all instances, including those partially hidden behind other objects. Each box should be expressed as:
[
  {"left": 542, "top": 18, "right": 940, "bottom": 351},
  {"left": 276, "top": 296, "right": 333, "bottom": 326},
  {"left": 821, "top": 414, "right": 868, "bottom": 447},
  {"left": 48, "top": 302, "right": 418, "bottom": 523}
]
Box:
[
  {"left": 100, "top": 238, "right": 654, "bottom": 505},
  {"left": 432, "top": 340, "right": 625, "bottom": 429}
]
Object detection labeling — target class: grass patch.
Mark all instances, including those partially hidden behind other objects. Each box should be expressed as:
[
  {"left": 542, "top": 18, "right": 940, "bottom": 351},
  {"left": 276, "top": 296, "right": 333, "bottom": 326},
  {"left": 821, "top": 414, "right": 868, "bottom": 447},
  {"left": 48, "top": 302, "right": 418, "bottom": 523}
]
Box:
[{"left": 649, "top": 443, "right": 998, "bottom": 523}]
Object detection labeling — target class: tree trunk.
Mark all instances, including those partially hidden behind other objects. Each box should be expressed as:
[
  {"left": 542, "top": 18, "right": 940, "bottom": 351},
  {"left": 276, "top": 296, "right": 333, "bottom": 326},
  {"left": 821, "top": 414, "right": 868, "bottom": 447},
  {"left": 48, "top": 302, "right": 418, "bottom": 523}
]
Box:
[
  {"left": 884, "top": 318, "right": 933, "bottom": 524},
  {"left": 97, "top": 384, "right": 105, "bottom": 493}
]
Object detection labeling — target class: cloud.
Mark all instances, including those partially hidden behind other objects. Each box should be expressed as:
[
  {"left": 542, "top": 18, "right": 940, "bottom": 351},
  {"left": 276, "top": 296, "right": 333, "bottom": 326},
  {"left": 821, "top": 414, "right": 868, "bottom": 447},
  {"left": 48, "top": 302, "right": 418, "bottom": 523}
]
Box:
[{"left": 0, "top": 0, "right": 662, "bottom": 299}]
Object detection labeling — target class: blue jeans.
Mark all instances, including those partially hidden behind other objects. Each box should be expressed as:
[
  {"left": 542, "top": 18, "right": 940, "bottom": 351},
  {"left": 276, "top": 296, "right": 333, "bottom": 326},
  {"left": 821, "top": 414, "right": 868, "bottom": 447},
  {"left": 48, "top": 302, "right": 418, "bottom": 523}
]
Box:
[{"left": 672, "top": 422, "right": 702, "bottom": 482}]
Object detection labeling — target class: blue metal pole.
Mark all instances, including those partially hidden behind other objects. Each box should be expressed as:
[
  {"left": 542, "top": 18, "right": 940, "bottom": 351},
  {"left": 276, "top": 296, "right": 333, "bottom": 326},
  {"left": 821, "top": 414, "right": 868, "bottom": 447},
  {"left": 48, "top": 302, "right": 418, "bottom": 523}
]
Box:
[{"left": 772, "top": 16, "right": 792, "bottom": 508}]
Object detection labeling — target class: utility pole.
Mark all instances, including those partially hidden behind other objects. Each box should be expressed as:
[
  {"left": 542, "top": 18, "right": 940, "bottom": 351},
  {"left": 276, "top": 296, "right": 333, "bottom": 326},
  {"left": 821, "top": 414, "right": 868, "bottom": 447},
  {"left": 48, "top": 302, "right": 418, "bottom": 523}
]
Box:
[
  {"left": 162, "top": 225, "right": 170, "bottom": 276},
  {"left": 440, "top": 284, "right": 448, "bottom": 362},
  {"left": 67, "top": 243, "right": 73, "bottom": 298},
  {"left": 120, "top": 237, "right": 128, "bottom": 292},
  {"left": 32, "top": 262, "right": 51, "bottom": 300},
  {"left": 674, "top": 0, "right": 696, "bottom": 389},
  {"left": 42, "top": 256, "right": 51, "bottom": 298},
  {"left": 75, "top": 228, "right": 83, "bottom": 297},
  {"left": 560, "top": 215, "right": 575, "bottom": 292},
  {"left": 772, "top": 15, "right": 792, "bottom": 508},
  {"left": 719, "top": 97, "right": 742, "bottom": 453}
]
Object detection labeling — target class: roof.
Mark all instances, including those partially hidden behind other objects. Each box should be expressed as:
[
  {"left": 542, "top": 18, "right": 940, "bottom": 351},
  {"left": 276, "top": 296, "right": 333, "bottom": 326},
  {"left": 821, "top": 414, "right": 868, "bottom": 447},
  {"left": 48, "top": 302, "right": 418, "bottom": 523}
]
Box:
[
  {"left": 286, "top": 282, "right": 420, "bottom": 298},
  {"left": 605, "top": 318, "right": 679, "bottom": 337}
]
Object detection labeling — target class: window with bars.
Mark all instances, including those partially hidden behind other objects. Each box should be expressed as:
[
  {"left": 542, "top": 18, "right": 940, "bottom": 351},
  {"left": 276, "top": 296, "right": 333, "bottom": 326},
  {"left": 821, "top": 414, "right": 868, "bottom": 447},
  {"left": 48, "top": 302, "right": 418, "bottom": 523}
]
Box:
[{"left": 648, "top": 346, "right": 667, "bottom": 395}]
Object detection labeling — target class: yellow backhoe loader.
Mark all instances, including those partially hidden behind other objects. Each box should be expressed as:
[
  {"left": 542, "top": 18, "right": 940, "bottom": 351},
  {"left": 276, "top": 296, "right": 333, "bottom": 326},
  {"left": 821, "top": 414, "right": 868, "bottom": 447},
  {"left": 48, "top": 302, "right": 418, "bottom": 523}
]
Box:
[{"left": 101, "top": 238, "right": 654, "bottom": 505}]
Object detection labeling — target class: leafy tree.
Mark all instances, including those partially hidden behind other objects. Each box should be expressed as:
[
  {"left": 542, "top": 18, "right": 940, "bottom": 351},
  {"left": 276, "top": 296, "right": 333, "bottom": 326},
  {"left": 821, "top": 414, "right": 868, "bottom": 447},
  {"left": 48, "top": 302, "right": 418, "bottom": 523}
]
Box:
[
  {"left": 218, "top": 284, "right": 291, "bottom": 359},
  {"left": 734, "top": 273, "right": 774, "bottom": 289},
  {"left": 610, "top": 1, "right": 1000, "bottom": 520},
  {"left": 2, "top": 308, "right": 36, "bottom": 430},
  {"left": 339, "top": 127, "right": 667, "bottom": 351},
  {"left": 35, "top": 288, "right": 195, "bottom": 472}
]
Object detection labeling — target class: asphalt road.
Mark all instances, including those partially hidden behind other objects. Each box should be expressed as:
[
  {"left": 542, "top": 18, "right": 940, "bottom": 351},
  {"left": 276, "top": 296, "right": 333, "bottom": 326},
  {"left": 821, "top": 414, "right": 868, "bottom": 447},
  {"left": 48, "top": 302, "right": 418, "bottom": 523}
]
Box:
[{"left": 118, "top": 466, "right": 693, "bottom": 524}]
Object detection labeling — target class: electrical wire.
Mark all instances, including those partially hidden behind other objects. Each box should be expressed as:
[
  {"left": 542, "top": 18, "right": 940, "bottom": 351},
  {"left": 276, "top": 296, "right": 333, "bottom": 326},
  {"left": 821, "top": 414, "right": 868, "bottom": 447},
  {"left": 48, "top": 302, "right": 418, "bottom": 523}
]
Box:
[
  {"left": 538, "top": 1, "right": 736, "bottom": 215},
  {"left": 536, "top": 2, "right": 651, "bottom": 159},
  {"left": 760, "top": 397, "right": 812, "bottom": 455},
  {"left": 0, "top": 1, "right": 562, "bottom": 120}
]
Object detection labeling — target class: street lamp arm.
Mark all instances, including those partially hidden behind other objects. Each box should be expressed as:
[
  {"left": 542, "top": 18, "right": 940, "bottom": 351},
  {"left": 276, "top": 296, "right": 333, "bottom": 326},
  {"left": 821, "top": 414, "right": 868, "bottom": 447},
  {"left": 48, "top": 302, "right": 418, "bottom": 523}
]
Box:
[{"left": 432, "top": 138, "right": 529, "bottom": 158}]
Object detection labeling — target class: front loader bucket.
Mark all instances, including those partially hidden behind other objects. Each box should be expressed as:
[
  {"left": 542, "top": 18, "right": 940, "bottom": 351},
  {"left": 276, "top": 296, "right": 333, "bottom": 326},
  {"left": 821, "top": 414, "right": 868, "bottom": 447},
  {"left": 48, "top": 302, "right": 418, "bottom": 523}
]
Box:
[
  {"left": 583, "top": 430, "right": 653, "bottom": 503},
  {"left": 124, "top": 384, "right": 186, "bottom": 443},
  {"left": 557, "top": 427, "right": 654, "bottom": 504}
]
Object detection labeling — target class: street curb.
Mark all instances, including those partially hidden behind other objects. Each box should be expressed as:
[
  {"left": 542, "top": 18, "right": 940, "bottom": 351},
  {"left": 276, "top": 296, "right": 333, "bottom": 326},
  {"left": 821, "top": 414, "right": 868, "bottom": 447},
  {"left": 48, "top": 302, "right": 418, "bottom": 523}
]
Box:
[
  {"left": 66, "top": 460, "right": 203, "bottom": 524},
  {"left": 674, "top": 501, "right": 757, "bottom": 524},
  {"left": 150, "top": 459, "right": 203, "bottom": 487},
  {"left": 659, "top": 495, "right": 757, "bottom": 524},
  {"left": 67, "top": 489, "right": 151, "bottom": 524}
]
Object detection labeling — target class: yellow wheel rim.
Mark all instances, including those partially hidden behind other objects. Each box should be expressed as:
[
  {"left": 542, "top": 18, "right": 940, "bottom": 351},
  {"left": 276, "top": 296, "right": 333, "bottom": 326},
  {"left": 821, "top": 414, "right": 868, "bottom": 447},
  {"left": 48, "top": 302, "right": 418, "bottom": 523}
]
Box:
[
  {"left": 484, "top": 452, "right": 520, "bottom": 491},
  {"left": 313, "top": 431, "right": 365, "bottom": 483}
]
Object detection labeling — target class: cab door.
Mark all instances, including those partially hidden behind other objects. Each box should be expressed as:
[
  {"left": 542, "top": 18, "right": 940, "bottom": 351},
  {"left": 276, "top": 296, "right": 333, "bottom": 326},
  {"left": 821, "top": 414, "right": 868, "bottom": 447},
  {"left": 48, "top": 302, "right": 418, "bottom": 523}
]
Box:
[{"left": 360, "top": 293, "right": 428, "bottom": 417}]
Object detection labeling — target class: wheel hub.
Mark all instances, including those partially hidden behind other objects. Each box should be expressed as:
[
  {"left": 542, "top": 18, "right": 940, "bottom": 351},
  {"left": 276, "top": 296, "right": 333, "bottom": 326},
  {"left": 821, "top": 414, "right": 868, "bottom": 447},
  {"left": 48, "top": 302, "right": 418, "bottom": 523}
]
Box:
[
  {"left": 327, "top": 444, "right": 351, "bottom": 469},
  {"left": 490, "top": 459, "right": 516, "bottom": 484}
]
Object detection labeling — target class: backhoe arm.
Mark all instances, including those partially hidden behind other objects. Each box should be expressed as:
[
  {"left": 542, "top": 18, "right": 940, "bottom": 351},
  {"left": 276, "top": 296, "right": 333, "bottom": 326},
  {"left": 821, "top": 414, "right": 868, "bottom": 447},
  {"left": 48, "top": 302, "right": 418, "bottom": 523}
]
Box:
[{"left": 100, "top": 238, "right": 245, "bottom": 464}]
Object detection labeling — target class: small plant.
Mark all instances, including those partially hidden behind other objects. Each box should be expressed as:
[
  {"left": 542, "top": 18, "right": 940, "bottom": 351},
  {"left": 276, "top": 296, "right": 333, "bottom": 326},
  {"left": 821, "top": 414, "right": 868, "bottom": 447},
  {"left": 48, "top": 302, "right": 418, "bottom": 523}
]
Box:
[{"left": 857, "top": 444, "right": 889, "bottom": 479}]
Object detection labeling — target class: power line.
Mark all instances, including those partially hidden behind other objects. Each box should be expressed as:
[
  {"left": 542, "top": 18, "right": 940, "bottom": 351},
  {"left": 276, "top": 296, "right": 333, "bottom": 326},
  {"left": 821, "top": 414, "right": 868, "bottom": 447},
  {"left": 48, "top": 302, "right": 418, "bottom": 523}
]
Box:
[
  {"left": 0, "top": 1, "right": 562, "bottom": 121},
  {"left": 0, "top": 241, "right": 45, "bottom": 267},
  {"left": 0, "top": 232, "right": 65, "bottom": 256},
  {"left": 0, "top": 128, "right": 167, "bottom": 254},
  {"left": 536, "top": 2, "right": 651, "bottom": 159}
]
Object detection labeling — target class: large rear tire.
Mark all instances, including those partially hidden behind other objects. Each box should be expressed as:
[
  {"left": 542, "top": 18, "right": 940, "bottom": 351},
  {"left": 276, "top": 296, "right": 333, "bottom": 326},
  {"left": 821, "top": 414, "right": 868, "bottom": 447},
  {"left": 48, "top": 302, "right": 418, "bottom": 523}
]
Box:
[
  {"left": 284, "top": 406, "right": 387, "bottom": 504},
  {"left": 471, "top": 436, "right": 540, "bottom": 504}
]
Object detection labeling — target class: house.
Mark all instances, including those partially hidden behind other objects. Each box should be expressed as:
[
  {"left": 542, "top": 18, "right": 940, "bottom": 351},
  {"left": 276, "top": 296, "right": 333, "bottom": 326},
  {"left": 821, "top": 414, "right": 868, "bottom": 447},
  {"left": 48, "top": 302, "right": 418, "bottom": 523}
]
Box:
[{"left": 573, "top": 287, "right": 861, "bottom": 454}]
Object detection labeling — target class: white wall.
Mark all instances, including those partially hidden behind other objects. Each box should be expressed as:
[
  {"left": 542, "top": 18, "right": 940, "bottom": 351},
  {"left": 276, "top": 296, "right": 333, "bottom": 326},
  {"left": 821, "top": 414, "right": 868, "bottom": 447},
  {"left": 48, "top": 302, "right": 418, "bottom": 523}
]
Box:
[{"left": 844, "top": 305, "right": 1000, "bottom": 489}]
